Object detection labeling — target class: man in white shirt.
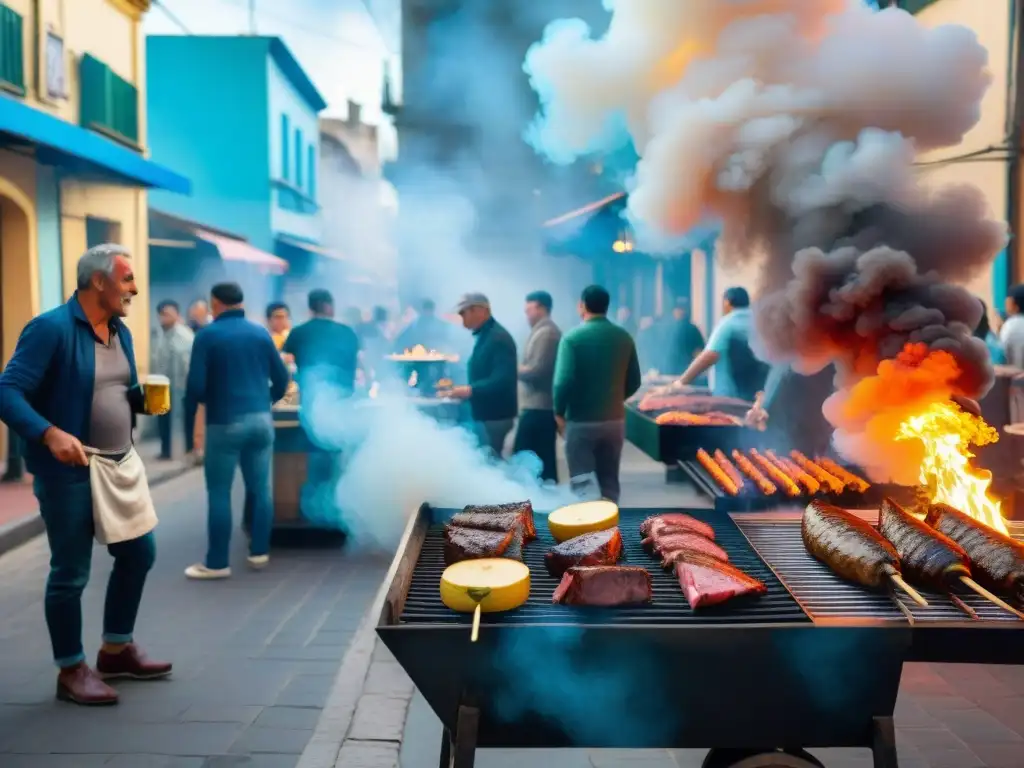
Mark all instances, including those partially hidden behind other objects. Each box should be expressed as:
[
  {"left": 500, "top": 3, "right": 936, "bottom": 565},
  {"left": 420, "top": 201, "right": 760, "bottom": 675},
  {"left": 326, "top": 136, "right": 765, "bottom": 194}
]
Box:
[{"left": 1000, "top": 284, "right": 1024, "bottom": 368}]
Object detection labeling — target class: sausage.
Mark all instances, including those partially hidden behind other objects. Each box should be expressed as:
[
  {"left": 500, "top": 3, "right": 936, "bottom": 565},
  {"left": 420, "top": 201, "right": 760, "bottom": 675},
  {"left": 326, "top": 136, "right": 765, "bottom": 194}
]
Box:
[
  {"left": 790, "top": 450, "right": 845, "bottom": 494},
  {"left": 713, "top": 449, "right": 745, "bottom": 491},
  {"left": 878, "top": 497, "right": 969, "bottom": 589},
  {"left": 750, "top": 449, "right": 801, "bottom": 497},
  {"left": 816, "top": 458, "right": 870, "bottom": 493},
  {"left": 732, "top": 449, "right": 777, "bottom": 496},
  {"left": 802, "top": 500, "right": 900, "bottom": 588},
  {"left": 766, "top": 450, "right": 820, "bottom": 495},
  {"left": 697, "top": 448, "right": 739, "bottom": 495}
]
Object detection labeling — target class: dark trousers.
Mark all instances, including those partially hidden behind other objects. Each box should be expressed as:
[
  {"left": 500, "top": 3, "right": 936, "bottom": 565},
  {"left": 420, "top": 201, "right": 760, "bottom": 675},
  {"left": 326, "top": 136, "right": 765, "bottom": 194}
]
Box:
[
  {"left": 34, "top": 477, "right": 156, "bottom": 667},
  {"left": 157, "top": 406, "right": 193, "bottom": 458},
  {"left": 513, "top": 409, "right": 558, "bottom": 483},
  {"left": 564, "top": 420, "right": 626, "bottom": 503}
]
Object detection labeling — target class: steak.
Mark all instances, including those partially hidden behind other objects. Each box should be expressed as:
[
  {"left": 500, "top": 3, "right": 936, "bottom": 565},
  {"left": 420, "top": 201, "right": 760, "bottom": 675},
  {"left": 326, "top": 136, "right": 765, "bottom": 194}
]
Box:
[
  {"left": 545, "top": 528, "right": 623, "bottom": 577},
  {"left": 443, "top": 525, "right": 523, "bottom": 566},
  {"left": 463, "top": 501, "right": 536, "bottom": 540},
  {"left": 448, "top": 511, "right": 523, "bottom": 533},
  {"left": 673, "top": 552, "right": 767, "bottom": 609},
  {"left": 639, "top": 514, "right": 715, "bottom": 541},
  {"left": 644, "top": 530, "right": 729, "bottom": 562},
  {"left": 552, "top": 565, "right": 653, "bottom": 606}
]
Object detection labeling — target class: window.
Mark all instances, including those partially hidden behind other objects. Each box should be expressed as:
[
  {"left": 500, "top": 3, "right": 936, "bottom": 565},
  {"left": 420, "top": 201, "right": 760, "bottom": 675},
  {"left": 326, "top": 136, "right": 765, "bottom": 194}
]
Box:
[
  {"left": 80, "top": 54, "right": 138, "bottom": 146},
  {"left": 45, "top": 32, "right": 65, "bottom": 99},
  {"left": 281, "top": 114, "right": 290, "bottom": 180},
  {"left": 307, "top": 145, "right": 316, "bottom": 198},
  {"left": 294, "top": 128, "right": 303, "bottom": 188},
  {"left": 0, "top": 3, "right": 25, "bottom": 95},
  {"left": 85, "top": 217, "right": 121, "bottom": 250}
]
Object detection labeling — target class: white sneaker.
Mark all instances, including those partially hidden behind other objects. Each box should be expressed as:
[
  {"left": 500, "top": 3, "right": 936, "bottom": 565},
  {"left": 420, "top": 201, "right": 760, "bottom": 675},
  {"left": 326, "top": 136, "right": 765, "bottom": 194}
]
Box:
[
  {"left": 247, "top": 555, "right": 269, "bottom": 570},
  {"left": 185, "top": 563, "right": 231, "bottom": 580}
]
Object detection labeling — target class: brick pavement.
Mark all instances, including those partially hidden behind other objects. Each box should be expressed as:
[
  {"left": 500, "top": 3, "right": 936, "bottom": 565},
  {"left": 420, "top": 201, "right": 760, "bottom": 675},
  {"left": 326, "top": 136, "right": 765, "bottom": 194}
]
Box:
[{"left": 0, "top": 469, "right": 390, "bottom": 767}]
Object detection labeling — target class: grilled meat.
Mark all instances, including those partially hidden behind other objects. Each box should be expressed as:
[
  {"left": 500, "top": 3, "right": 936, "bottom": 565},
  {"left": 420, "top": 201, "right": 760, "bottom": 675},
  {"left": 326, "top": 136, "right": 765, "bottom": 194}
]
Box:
[
  {"left": 671, "top": 551, "right": 767, "bottom": 609},
  {"left": 750, "top": 449, "right": 801, "bottom": 497},
  {"left": 802, "top": 500, "right": 900, "bottom": 588},
  {"left": 636, "top": 394, "right": 751, "bottom": 414},
  {"left": 790, "top": 451, "right": 845, "bottom": 494},
  {"left": 732, "top": 449, "right": 777, "bottom": 496},
  {"left": 925, "top": 503, "right": 1024, "bottom": 601},
  {"left": 713, "top": 449, "right": 745, "bottom": 492},
  {"left": 544, "top": 528, "right": 623, "bottom": 577},
  {"left": 448, "top": 511, "right": 523, "bottom": 533},
  {"left": 444, "top": 525, "right": 523, "bottom": 566},
  {"left": 552, "top": 565, "right": 653, "bottom": 606},
  {"left": 697, "top": 448, "right": 738, "bottom": 495},
  {"left": 816, "top": 458, "right": 870, "bottom": 493},
  {"left": 639, "top": 513, "right": 716, "bottom": 540},
  {"left": 660, "top": 539, "right": 729, "bottom": 567},
  {"left": 644, "top": 531, "right": 729, "bottom": 563},
  {"left": 463, "top": 501, "right": 536, "bottom": 540},
  {"left": 766, "top": 451, "right": 820, "bottom": 495},
  {"left": 878, "top": 497, "right": 969, "bottom": 589}
]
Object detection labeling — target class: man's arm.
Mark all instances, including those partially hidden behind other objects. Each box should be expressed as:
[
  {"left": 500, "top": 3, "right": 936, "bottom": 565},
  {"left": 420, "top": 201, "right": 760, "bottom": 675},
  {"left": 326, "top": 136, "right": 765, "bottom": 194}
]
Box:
[
  {"left": 676, "top": 318, "right": 729, "bottom": 386},
  {"left": 0, "top": 316, "right": 60, "bottom": 442},
  {"left": 625, "top": 341, "right": 642, "bottom": 400},
  {"left": 268, "top": 336, "right": 291, "bottom": 403},
  {"left": 471, "top": 333, "right": 517, "bottom": 400},
  {"left": 552, "top": 337, "right": 575, "bottom": 418},
  {"left": 519, "top": 326, "right": 559, "bottom": 383}
]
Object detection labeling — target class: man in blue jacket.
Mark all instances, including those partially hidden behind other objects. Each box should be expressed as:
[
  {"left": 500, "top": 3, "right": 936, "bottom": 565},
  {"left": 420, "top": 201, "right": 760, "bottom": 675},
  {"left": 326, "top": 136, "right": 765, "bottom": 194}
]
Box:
[
  {"left": 0, "top": 244, "right": 171, "bottom": 705},
  {"left": 184, "top": 282, "right": 290, "bottom": 581}
]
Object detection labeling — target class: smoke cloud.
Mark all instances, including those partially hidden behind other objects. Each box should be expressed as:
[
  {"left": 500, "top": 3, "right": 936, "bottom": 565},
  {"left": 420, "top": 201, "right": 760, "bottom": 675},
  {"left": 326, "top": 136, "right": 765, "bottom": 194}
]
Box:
[{"left": 525, "top": 0, "right": 1007, "bottom": 475}]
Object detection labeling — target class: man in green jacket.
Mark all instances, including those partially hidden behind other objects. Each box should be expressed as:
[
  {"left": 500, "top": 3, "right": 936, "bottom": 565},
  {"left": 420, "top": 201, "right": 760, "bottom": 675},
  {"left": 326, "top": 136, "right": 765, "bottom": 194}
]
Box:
[{"left": 553, "top": 285, "right": 642, "bottom": 502}]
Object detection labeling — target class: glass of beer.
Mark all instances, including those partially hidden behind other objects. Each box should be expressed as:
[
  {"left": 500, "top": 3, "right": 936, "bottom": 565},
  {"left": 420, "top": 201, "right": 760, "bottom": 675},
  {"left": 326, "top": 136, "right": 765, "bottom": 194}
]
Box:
[{"left": 144, "top": 374, "right": 172, "bottom": 415}]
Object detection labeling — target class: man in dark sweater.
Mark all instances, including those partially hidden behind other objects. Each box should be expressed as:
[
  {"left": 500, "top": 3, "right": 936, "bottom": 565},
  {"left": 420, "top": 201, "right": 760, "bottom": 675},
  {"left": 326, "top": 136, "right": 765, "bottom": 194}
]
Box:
[
  {"left": 554, "top": 285, "right": 642, "bottom": 502},
  {"left": 448, "top": 293, "right": 518, "bottom": 457},
  {"left": 184, "top": 282, "right": 290, "bottom": 580}
]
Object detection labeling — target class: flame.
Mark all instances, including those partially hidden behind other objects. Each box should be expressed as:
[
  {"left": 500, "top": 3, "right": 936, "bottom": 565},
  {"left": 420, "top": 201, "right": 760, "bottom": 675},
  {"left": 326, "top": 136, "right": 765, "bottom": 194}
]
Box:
[{"left": 895, "top": 401, "right": 1006, "bottom": 535}]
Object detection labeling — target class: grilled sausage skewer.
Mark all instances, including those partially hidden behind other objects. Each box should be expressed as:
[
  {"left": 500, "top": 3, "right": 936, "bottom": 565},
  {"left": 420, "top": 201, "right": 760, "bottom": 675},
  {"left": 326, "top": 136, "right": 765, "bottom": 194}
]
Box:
[
  {"left": 766, "top": 450, "right": 820, "bottom": 495},
  {"left": 878, "top": 498, "right": 1024, "bottom": 620},
  {"left": 696, "top": 449, "right": 738, "bottom": 496},
  {"left": 713, "top": 449, "right": 745, "bottom": 492},
  {"left": 732, "top": 450, "right": 776, "bottom": 495},
  {"left": 816, "top": 458, "right": 870, "bottom": 493},
  {"left": 790, "top": 450, "right": 845, "bottom": 494},
  {"left": 751, "top": 449, "right": 801, "bottom": 497},
  {"left": 803, "top": 500, "right": 928, "bottom": 606}
]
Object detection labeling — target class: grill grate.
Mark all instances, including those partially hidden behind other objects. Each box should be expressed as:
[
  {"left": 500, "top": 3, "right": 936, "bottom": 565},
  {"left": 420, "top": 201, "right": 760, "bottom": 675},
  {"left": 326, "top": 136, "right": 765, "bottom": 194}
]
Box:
[
  {"left": 398, "top": 508, "right": 811, "bottom": 627},
  {"left": 680, "top": 458, "right": 921, "bottom": 513},
  {"left": 736, "top": 513, "right": 1024, "bottom": 623}
]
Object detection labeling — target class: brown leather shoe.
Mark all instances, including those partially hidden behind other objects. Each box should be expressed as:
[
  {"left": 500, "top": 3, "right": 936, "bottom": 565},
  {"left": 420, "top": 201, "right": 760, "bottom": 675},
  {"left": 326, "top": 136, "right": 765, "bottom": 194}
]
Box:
[
  {"left": 56, "top": 663, "right": 119, "bottom": 706},
  {"left": 96, "top": 644, "right": 172, "bottom": 680}
]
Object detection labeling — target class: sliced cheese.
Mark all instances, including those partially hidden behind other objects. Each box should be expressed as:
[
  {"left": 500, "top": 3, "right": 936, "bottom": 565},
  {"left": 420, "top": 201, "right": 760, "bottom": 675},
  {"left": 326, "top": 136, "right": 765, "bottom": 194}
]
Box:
[
  {"left": 546, "top": 500, "right": 619, "bottom": 542},
  {"left": 440, "top": 558, "right": 531, "bottom": 613}
]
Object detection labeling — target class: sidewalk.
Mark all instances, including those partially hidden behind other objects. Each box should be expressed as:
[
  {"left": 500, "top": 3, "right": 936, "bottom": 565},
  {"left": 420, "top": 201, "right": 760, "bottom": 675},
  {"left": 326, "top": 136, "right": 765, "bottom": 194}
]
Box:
[
  {"left": 298, "top": 444, "right": 1024, "bottom": 768},
  {"left": 0, "top": 440, "right": 197, "bottom": 558},
  {"left": 0, "top": 467, "right": 391, "bottom": 766}
]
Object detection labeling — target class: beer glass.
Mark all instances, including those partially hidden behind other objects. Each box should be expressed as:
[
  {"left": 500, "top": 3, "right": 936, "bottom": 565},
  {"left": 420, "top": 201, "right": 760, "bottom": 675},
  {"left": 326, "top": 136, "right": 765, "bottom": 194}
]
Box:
[{"left": 144, "top": 374, "right": 172, "bottom": 415}]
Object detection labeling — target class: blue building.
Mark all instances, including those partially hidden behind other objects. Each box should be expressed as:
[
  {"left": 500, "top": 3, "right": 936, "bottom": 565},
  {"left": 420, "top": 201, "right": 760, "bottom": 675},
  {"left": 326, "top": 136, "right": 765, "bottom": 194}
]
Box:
[{"left": 146, "top": 35, "right": 338, "bottom": 319}]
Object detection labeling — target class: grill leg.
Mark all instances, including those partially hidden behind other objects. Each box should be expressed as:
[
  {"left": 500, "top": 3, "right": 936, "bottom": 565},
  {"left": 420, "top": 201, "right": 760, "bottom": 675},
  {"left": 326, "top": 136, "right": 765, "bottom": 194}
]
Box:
[
  {"left": 871, "top": 716, "right": 899, "bottom": 768},
  {"left": 451, "top": 704, "right": 479, "bottom": 768},
  {"left": 439, "top": 727, "right": 452, "bottom": 768}
]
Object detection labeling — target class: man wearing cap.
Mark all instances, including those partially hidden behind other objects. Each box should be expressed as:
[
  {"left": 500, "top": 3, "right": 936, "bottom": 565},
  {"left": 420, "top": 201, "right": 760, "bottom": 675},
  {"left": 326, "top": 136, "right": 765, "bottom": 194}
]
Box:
[{"left": 448, "top": 293, "right": 518, "bottom": 457}]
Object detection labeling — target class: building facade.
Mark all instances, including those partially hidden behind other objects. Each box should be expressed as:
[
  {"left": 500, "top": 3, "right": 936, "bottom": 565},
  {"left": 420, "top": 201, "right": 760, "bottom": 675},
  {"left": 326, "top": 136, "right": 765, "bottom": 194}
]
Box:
[
  {"left": 0, "top": 0, "right": 189, "bottom": 463},
  {"left": 146, "top": 35, "right": 334, "bottom": 321}
]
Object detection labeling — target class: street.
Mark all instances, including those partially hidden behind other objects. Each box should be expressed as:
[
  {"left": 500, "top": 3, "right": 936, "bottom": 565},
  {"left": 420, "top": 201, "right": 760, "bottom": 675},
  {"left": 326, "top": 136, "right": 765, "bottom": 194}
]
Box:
[{"left": 0, "top": 469, "right": 389, "bottom": 767}]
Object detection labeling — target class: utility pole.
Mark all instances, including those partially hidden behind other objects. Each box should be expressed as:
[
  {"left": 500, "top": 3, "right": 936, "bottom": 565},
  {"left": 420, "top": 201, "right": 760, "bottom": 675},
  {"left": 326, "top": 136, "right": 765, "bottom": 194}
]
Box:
[{"left": 248, "top": 0, "right": 257, "bottom": 35}]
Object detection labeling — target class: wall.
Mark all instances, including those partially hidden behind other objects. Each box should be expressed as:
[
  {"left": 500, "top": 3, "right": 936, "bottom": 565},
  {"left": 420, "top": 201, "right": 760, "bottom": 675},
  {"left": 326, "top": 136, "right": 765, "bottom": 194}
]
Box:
[
  {"left": 147, "top": 37, "right": 272, "bottom": 249},
  {"left": 268, "top": 55, "right": 322, "bottom": 244},
  {"left": 0, "top": 150, "right": 40, "bottom": 366},
  {"left": 35, "top": 164, "right": 63, "bottom": 310},
  {"left": 915, "top": 0, "right": 1011, "bottom": 309}
]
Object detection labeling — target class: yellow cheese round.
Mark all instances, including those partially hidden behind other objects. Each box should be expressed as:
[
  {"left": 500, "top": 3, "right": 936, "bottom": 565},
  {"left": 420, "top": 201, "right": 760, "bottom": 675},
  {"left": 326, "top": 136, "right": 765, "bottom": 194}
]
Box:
[
  {"left": 440, "top": 559, "right": 531, "bottom": 613},
  {"left": 546, "top": 500, "right": 620, "bottom": 542}
]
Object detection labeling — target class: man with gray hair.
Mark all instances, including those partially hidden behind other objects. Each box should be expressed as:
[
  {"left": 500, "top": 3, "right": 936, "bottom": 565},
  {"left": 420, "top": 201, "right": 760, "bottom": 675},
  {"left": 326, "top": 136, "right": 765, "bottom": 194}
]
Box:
[{"left": 0, "top": 244, "right": 171, "bottom": 706}]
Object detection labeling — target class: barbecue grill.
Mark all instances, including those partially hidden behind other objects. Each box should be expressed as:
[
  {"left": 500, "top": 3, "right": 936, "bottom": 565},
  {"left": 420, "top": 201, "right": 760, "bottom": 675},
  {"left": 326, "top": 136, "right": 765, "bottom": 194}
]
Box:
[
  {"left": 626, "top": 404, "right": 770, "bottom": 469},
  {"left": 377, "top": 505, "right": 912, "bottom": 768},
  {"left": 735, "top": 509, "right": 1024, "bottom": 665},
  {"left": 679, "top": 454, "right": 920, "bottom": 512}
]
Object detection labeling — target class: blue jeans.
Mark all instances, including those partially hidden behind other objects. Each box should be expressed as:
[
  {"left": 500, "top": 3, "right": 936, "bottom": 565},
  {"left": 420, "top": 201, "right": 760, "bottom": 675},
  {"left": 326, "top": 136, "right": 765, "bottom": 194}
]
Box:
[
  {"left": 204, "top": 412, "right": 274, "bottom": 569},
  {"left": 34, "top": 477, "right": 156, "bottom": 667}
]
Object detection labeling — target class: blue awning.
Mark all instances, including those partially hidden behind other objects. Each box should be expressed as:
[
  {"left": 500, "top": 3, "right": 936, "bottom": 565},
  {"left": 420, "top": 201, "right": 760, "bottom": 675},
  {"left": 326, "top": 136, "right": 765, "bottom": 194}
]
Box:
[{"left": 0, "top": 94, "right": 190, "bottom": 194}]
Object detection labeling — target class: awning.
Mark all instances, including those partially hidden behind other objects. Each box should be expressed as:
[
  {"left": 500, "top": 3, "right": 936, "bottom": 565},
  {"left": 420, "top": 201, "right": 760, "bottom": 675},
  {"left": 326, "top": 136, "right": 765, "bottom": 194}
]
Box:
[
  {"left": 0, "top": 93, "right": 191, "bottom": 194},
  {"left": 276, "top": 235, "right": 345, "bottom": 260},
  {"left": 195, "top": 229, "right": 288, "bottom": 273}
]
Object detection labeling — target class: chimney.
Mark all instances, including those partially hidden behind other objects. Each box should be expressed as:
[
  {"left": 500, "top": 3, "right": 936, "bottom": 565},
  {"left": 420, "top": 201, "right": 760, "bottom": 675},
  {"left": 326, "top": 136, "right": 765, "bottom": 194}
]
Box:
[{"left": 347, "top": 100, "right": 363, "bottom": 127}]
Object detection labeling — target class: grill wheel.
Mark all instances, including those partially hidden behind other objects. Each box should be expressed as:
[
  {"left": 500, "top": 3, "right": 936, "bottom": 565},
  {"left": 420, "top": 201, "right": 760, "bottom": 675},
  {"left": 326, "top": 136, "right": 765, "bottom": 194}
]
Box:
[{"left": 702, "top": 748, "right": 826, "bottom": 768}]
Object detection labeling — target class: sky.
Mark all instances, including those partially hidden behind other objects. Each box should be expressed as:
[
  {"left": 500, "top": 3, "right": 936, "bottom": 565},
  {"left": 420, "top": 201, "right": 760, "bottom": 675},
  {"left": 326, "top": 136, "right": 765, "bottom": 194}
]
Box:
[{"left": 145, "top": 0, "right": 399, "bottom": 152}]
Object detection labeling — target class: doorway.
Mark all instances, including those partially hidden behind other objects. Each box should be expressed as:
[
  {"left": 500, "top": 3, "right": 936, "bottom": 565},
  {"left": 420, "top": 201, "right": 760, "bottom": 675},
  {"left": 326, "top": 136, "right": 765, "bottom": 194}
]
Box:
[{"left": 0, "top": 191, "right": 32, "bottom": 474}]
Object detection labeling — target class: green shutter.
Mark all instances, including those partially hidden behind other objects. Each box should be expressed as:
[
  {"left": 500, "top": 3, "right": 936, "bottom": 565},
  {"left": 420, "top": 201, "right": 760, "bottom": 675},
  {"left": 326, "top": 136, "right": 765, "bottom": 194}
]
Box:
[
  {"left": 79, "top": 54, "right": 139, "bottom": 146},
  {"left": 308, "top": 145, "right": 315, "bottom": 198},
  {"left": 0, "top": 4, "right": 26, "bottom": 95},
  {"left": 281, "top": 114, "right": 290, "bottom": 180},
  {"left": 295, "top": 128, "right": 303, "bottom": 187}
]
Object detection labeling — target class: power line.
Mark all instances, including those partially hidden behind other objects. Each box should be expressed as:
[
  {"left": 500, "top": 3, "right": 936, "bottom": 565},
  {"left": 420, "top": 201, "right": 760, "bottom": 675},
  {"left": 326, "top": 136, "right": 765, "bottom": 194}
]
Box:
[
  {"left": 152, "top": 0, "right": 191, "bottom": 34},
  {"left": 210, "top": 0, "right": 388, "bottom": 53}
]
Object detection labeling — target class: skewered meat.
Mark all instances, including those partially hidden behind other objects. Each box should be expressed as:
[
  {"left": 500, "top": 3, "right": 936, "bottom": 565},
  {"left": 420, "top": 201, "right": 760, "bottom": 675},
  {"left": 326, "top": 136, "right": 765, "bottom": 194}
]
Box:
[
  {"left": 713, "top": 449, "right": 745, "bottom": 491},
  {"left": 640, "top": 513, "right": 716, "bottom": 540},
  {"left": 766, "top": 451, "right": 820, "bottom": 495},
  {"left": 732, "top": 450, "right": 777, "bottom": 496},
  {"left": 925, "top": 503, "right": 1024, "bottom": 601},
  {"left": 697, "top": 448, "right": 739, "bottom": 495},
  {"left": 790, "top": 451, "right": 845, "bottom": 494},
  {"left": 444, "top": 526, "right": 523, "bottom": 566},
  {"left": 463, "top": 501, "right": 536, "bottom": 540},
  {"left": 655, "top": 411, "right": 742, "bottom": 426},
  {"left": 802, "top": 500, "right": 900, "bottom": 588},
  {"left": 816, "top": 459, "right": 870, "bottom": 493},
  {"left": 552, "top": 565, "right": 653, "bottom": 606},
  {"left": 643, "top": 530, "right": 729, "bottom": 562},
  {"left": 544, "top": 528, "right": 623, "bottom": 577},
  {"left": 750, "top": 449, "right": 801, "bottom": 497},
  {"left": 672, "top": 551, "right": 766, "bottom": 609},
  {"left": 448, "top": 511, "right": 523, "bottom": 533},
  {"left": 878, "top": 498, "right": 970, "bottom": 589}
]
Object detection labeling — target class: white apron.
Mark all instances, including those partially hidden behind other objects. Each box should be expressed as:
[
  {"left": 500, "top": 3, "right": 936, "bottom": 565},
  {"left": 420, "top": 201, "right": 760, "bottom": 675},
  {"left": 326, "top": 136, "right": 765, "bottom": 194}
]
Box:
[{"left": 87, "top": 446, "right": 159, "bottom": 545}]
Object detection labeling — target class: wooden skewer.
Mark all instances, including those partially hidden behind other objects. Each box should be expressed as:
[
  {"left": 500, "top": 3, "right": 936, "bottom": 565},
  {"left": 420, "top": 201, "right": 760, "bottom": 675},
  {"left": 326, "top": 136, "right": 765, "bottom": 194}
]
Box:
[
  {"left": 889, "top": 573, "right": 929, "bottom": 607},
  {"left": 960, "top": 576, "right": 1024, "bottom": 620},
  {"left": 470, "top": 604, "right": 483, "bottom": 642},
  {"left": 889, "top": 592, "right": 916, "bottom": 624},
  {"left": 467, "top": 586, "right": 491, "bottom": 642},
  {"left": 948, "top": 592, "right": 979, "bottom": 621}
]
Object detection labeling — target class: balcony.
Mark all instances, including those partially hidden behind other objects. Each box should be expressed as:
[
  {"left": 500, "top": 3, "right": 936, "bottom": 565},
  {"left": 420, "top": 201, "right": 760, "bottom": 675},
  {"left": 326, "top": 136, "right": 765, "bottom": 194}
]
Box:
[
  {"left": 0, "top": 3, "right": 25, "bottom": 96},
  {"left": 79, "top": 54, "right": 139, "bottom": 148}
]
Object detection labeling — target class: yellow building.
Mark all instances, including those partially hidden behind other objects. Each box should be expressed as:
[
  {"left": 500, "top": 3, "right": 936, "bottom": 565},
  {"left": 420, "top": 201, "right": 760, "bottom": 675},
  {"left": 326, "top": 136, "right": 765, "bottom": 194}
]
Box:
[{"left": 0, "top": 0, "right": 189, "bottom": 462}]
